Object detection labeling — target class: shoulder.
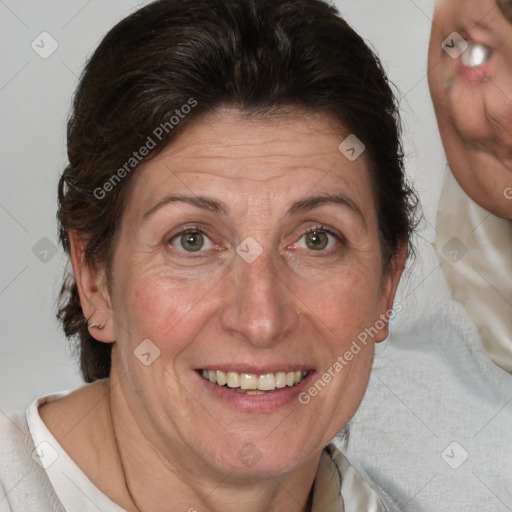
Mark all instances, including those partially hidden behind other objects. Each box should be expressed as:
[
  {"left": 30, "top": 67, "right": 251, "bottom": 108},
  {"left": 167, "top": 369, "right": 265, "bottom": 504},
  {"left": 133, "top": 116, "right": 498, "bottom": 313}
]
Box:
[
  {"left": 343, "top": 301, "right": 512, "bottom": 510},
  {"left": 0, "top": 408, "right": 64, "bottom": 511},
  {"left": 0, "top": 409, "right": 34, "bottom": 478},
  {"left": 0, "top": 409, "right": 30, "bottom": 457},
  {"left": 38, "top": 380, "right": 110, "bottom": 456}
]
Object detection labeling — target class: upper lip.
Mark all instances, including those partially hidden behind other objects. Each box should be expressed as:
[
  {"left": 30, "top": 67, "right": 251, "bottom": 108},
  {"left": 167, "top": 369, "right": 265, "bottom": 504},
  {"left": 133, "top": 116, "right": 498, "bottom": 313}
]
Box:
[{"left": 197, "top": 365, "right": 313, "bottom": 374}]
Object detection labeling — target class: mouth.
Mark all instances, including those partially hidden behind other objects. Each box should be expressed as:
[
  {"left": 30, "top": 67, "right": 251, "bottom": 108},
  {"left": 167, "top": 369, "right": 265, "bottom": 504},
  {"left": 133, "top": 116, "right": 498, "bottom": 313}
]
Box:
[{"left": 198, "top": 369, "right": 309, "bottom": 395}]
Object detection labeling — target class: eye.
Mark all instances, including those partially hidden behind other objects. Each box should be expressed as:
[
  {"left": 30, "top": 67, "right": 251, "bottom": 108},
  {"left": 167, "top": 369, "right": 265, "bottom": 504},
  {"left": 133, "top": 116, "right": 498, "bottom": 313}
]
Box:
[
  {"left": 169, "top": 229, "right": 214, "bottom": 253},
  {"left": 461, "top": 42, "right": 492, "bottom": 68},
  {"left": 296, "top": 228, "right": 340, "bottom": 252}
]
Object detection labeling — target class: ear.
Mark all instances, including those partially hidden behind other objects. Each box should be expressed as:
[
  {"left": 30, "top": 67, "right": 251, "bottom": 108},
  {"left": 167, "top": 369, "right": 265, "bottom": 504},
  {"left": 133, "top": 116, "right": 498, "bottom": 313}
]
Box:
[
  {"left": 69, "top": 231, "right": 115, "bottom": 343},
  {"left": 373, "top": 244, "right": 408, "bottom": 343}
]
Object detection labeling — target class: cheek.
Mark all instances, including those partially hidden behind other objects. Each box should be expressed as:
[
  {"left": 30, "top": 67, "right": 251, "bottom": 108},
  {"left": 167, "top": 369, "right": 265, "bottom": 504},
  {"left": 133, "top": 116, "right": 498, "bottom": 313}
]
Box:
[
  {"left": 112, "top": 265, "right": 222, "bottom": 354},
  {"left": 291, "top": 260, "right": 383, "bottom": 338},
  {"left": 483, "top": 75, "right": 512, "bottom": 153},
  {"left": 447, "top": 84, "right": 490, "bottom": 141}
]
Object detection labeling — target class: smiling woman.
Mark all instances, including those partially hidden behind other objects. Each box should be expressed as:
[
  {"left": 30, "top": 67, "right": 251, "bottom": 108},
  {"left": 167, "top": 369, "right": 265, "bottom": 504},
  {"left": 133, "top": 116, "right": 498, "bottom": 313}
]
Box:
[{"left": 0, "top": 0, "right": 417, "bottom": 511}]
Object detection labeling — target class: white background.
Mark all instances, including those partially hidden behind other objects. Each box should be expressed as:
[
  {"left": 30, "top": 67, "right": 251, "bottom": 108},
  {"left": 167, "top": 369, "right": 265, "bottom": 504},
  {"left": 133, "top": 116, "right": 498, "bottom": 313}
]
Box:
[{"left": 0, "top": 0, "right": 445, "bottom": 412}]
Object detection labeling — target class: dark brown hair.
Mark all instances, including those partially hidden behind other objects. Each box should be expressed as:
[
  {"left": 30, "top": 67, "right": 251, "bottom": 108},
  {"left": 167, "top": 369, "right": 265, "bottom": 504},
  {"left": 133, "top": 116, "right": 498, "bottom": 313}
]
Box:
[
  {"left": 57, "top": 0, "right": 417, "bottom": 382},
  {"left": 497, "top": 0, "right": 512, "bottom": 23}
]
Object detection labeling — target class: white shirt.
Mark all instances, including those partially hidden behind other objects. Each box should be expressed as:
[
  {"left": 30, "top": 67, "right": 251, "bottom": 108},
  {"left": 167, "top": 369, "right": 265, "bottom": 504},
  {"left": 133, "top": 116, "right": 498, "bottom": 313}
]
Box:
[
  {"left": 26, "top": 391, "right": 125, "bottom": 512},
  {"left": 0, "top": 391, "right": 384, "bottom": 511}
]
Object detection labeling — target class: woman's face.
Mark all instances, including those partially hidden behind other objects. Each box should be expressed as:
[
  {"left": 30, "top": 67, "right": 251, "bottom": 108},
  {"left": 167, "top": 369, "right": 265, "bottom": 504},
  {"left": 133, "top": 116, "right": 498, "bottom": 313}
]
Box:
[
  {"left": 98, "top": 109, "right": 403, "bottom": 477},
  {"left": 428, "top": 0, "right": 512, "bottom": 218}
]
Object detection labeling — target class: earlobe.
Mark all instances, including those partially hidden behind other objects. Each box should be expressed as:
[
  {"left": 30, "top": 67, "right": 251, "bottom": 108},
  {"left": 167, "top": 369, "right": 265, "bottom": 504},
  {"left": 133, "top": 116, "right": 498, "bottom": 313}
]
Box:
[{"left": 69, "top": 231, "right": 115, "bottom": 343}]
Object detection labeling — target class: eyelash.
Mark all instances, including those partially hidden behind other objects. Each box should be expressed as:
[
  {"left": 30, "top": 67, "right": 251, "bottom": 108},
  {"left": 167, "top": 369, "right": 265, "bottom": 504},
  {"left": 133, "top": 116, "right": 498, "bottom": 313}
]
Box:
[
  {"left": 293, "top": 224, "right": 346, "bottom": 252},
  {"left": 167, "top": 223, "right": 346, "bottom": 255},
  {"left": 167, "top": 225, "right": 217, "bottom": 255}
]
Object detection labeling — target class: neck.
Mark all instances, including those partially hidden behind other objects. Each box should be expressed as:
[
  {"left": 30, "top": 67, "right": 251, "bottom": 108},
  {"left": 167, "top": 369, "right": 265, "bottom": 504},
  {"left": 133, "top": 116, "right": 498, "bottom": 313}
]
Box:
[{"left": 106, "top": 372, "right": 319, "bottom": 512}]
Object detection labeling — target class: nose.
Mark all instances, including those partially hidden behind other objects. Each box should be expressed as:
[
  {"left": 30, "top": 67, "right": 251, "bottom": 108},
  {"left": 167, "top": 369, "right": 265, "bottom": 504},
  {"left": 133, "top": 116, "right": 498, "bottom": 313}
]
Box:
[{"left": 219, "top": 251, "right": 300, "bottom": 348}]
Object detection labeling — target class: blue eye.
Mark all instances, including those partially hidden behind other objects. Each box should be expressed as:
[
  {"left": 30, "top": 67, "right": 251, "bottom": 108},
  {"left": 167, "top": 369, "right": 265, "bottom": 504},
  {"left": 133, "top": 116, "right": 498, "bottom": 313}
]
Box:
[{"left": 170, "top": 230, "right": 214, "bottom": 252}]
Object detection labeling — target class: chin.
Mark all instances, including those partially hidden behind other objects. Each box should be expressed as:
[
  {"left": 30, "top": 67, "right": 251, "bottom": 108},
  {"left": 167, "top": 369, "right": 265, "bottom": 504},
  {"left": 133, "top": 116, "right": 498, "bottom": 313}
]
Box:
[{"left": 199, "top": 430, "right": 320, "bottom": 478}]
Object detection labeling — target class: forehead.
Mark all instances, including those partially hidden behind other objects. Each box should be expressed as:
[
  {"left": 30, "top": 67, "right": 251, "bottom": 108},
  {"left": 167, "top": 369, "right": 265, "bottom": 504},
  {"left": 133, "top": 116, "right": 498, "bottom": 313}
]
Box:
[
  {"left": 124, "top": 108, "right": 376, "bottom": 220},
  {"left": 160, "top": 108, "right": 350, "bottom": 170}
]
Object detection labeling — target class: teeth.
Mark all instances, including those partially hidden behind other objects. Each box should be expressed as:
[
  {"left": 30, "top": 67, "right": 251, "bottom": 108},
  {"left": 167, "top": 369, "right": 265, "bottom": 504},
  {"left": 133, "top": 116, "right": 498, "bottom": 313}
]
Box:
[
  {"left": 240, "top": 373, "right": 258, "bottom": 390},
  {"left": 275, "top": 372, "right": 287, "bottom": 388},
  {"left": 461, "top": 42, "right": 491, "bottom": 68},
  {"left": 216, "top": 370, "right": 227, "bottom": 386},
  {"left": 258, "top": 373, "right": 275, "bottom": 391},
  {"left": 201, "top": 369, "right": 308, "bottom": 391},
  {"left": 227, "top": 371, "right": 241, "bottom": 388}
]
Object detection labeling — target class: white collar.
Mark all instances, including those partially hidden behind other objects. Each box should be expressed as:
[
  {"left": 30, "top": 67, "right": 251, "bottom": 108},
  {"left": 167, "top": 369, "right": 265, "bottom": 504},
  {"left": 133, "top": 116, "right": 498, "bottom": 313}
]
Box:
[{"left": 26, "top": 390, "right": 383, "bottom": 512}]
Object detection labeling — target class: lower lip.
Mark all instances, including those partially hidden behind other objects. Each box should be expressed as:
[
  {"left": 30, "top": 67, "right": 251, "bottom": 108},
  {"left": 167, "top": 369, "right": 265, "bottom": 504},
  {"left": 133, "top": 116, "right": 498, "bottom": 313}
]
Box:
[
  {"left": 195, "top": 371, "right": 315, "bottom": 412},
  {"left": 457, "top": 62, "right": 492, "bottom": 84}
]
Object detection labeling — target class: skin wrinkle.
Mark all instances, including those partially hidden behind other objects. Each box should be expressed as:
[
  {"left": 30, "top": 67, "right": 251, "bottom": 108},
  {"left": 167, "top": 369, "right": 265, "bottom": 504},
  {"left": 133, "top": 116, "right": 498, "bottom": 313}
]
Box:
[
  {"left": 43, "top": 109, "right": 405, "bottom": 512},
  {"left": 483, "top": 102, "right": 512, "bottom": 161},
  {"left": 142, "top": 193, "right": 366, "bottom": 232}
]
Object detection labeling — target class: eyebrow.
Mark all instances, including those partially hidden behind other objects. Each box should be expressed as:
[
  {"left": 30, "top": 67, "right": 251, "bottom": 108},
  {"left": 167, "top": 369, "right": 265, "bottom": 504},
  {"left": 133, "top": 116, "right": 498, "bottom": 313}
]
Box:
[
  {"left": 288, "top": 193, "right": 365, "bottom": 226},
  {"left": 143, "top": 192, "right": 365, "bottom": 226},
  {"left": 143, "top": 195, "right": 229, "bottom": 220}
]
